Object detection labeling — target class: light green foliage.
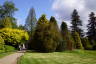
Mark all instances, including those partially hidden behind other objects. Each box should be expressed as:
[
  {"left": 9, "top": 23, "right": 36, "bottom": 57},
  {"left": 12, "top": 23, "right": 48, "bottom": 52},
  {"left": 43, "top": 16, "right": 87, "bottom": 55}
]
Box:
[
  {"left": 81, "top": 37, "right": 92, "bottom": 50},
  {"left": 49, "top": 17, "right": 61, "bottom": 44},
  {"left": 1, "top": 17, "right": 12, "bottom": 28},
  {"left": 18, "top": 50, "right": 96, "bottom": 64},
  {"left": 72, "top": 32, "right": 84, "bottom": 49},
  {"left": 45, "top": 16, "right": 62, "bottom": 52},
  {"left": 0, "top": 36, "right": 4, "bottom": 50},
  {"left": 0, "top": 28, "right": 29, "bottom": 47},
  {"left": 5, "top": 45, "right": 15, "bottom": 52},
  {"left": 0, "top": 36, "right": 4, "bottom": 44}
]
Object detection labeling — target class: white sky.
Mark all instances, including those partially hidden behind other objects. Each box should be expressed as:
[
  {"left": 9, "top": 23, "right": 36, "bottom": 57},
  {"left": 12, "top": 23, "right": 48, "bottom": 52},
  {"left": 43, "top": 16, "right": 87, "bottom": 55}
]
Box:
[{"left": 52, "top": 0, "right": 96, "bottom": 31}]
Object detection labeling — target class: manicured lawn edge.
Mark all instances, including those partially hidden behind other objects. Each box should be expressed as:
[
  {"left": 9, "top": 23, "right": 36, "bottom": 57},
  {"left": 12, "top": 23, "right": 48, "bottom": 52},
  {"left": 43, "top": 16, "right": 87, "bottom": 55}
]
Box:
[
  {"left": 0, "top": 51, "right": 17, "bottom": 58},
  {"left": 17, "top": 50, "right": 96, "bottom": 64}
]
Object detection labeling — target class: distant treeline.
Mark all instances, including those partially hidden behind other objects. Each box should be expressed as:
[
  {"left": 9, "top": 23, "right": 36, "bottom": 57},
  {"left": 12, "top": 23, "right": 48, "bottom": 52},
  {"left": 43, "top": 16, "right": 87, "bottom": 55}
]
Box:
[{"left": 0, "top": 1, "right": 96, "bottom": 53}]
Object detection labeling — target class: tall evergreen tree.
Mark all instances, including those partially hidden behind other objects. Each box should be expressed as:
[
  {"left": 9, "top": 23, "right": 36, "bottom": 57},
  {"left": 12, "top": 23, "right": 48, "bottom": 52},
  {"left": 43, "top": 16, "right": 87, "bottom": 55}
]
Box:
[
  {"left": 29, "top": 16, "right": 62, "bottom": 52},
  {"left": 30, "top": 14, "right": 49, "bottom": 52},
  {"left": 49, "top": 16, "right": 62, "bottom": 52},
  {"left": 87, "top": 12, "right": 96, "bottom": 49},
  {"left": 71, "top": 9, "right": 84, "bottom": 37},
  {"left": 60, "top": 22, "right": 73, "bottom": 51},
  {"left": 25, "top": 7, "right": 37, "bottom": 35}
]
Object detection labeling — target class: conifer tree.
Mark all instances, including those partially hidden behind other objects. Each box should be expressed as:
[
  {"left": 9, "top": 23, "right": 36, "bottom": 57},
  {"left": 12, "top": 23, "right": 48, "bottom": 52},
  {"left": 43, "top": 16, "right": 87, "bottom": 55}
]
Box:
[
  {"left": 60, "top": 22, "right": 73, "bottom": 51},
  {"left": 71, "top": 9, "right": 84, "bottom": 37},
  {"left": 30, "top": 16, "right": 62, "bottom": 52},
  {"left": 30, "top": 14, "right": 49, "bottom": 52},
  {"left": 87, "top": 12, "right": 96, "bottom": 49},
  {"left": 72, "top": 31, "right": 84, "bottom": 49},
  {"left": 25, "top": 7, "right": 37, "bottom": 35},
  {"left": 48, "top": 16, "right": 62, "bottom": 52}
]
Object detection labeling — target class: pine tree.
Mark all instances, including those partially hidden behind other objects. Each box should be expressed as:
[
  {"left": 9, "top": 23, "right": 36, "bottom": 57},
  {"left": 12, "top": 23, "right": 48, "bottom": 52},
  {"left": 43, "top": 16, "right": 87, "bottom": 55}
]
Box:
[
  {"left": 25, "top": 7, "right": 37, "bottom": 35},
  {"left": 71, "top": 9, "right": 84, "bottom": 37},
  {"left": 60, "top": 22, "right": 73, "bottom": 51},
  {"left": 87, "top": 12, "right": 96, "bottom": 49},
  {"left": 72, "top": 31, "right": 84, "bottom": 49}
]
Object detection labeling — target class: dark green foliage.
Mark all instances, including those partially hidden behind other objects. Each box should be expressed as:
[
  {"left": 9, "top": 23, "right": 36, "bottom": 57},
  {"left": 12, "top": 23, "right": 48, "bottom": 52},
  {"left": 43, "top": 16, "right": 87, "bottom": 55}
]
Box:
[
  {"left": 0, "top": 1, "right": 18, "bottom": 29},
  {"left": 87, "top": 12, "right": 96, "bottom": 50},
  {"left": 0, "top": 1, "right": 18, "bottom": 18},
  {"left": 66, "top": 34, "right": 74, "bottom": 50},
  {"left": 0, "top": 36, "right": 15, "bottom": 52},
  {"left": 81, "top": 37, "right": 92, "bottom": 50},
  {"left": 25, "top": 7, "right": 37, "bottom": 36},
  {"left": 60, "top": 21, "right": 73, "bottom": 51},
  {"left": 29, "top": 15, "right": 62, "bottom": 52},
  {"left": 71, "top": 9, "right": 84, "bottom": 37},
  {"left": 11, "top": 18, "right": 18, "bottom": 28},
  {"left": 18, "top": 25, "right": 25, "bottom": 30},
  {"left": 30, "top": 14, "right": 49, "bottom": 52},
  {"left": 72, "top": 31, "right": 84, "bottom": 49},
  {"left": 48, "top": 16, "right": 62, "bottom": 52}
]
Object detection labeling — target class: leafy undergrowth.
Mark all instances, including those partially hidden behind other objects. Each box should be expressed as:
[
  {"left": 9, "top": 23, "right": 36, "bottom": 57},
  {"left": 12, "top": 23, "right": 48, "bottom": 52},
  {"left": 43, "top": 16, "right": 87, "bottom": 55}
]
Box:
[{"left": 18, "top": 50, "right": 96, "bottom": 64}]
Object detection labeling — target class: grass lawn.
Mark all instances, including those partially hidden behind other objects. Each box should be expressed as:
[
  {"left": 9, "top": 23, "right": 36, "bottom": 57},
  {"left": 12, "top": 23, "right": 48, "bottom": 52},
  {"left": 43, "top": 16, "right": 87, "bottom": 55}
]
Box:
[
  {"left": 18, "top": 50, "right": 96, "bottom": 64},
  {"left": 0, "top": 51, "right": 16, "bottom": 58}
]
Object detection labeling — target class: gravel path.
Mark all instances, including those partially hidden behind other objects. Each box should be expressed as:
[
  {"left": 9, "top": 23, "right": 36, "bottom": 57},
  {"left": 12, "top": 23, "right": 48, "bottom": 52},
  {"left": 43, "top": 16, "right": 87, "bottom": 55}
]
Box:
[{"left": 0, "top": 51, "right": 24, "bottom": 64}]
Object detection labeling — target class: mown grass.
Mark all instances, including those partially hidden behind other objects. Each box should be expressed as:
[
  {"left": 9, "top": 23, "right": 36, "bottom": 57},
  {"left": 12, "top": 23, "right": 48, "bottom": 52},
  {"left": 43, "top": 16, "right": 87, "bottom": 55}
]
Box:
[
  {"left": 0, "top": 52, "right": 15, "bottom": 58},
  {"left": 18, "top": 50, "right": 96, "bottom": 64},
  {"left": 0, "top": 50, "right": 17, "bottom": 58}
]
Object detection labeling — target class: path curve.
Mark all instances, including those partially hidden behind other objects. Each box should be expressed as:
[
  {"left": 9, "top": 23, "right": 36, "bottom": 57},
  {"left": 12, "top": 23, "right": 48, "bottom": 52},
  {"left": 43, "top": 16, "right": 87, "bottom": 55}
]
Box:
[{"left": 0, "top": 51, "right": 24, "bottom": 64}]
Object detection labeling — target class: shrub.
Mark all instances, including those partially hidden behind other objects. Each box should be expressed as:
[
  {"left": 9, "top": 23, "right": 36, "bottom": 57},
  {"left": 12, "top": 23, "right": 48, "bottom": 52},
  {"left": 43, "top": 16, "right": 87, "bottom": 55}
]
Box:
[
  {"left": 0, "top": 36, "right": 4, "bottom": 51},
  {"left": 0, "top": 28, "right": 29, "bottom": 48},
  {"left": 4, "top": 45, "right": 15, "bottom": 52},
  {"left": 81, "top": 37, "right": 92, "bottom": 50}
]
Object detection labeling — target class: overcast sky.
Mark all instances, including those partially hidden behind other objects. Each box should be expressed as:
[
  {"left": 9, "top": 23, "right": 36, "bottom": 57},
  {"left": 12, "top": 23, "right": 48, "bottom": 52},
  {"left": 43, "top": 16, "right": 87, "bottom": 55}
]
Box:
[
  {"left": 0, "top": 0, "right": 96, "bottom": 29},
  {"left": 52, "top": 0, "right": 96, "bottom": 30}
]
